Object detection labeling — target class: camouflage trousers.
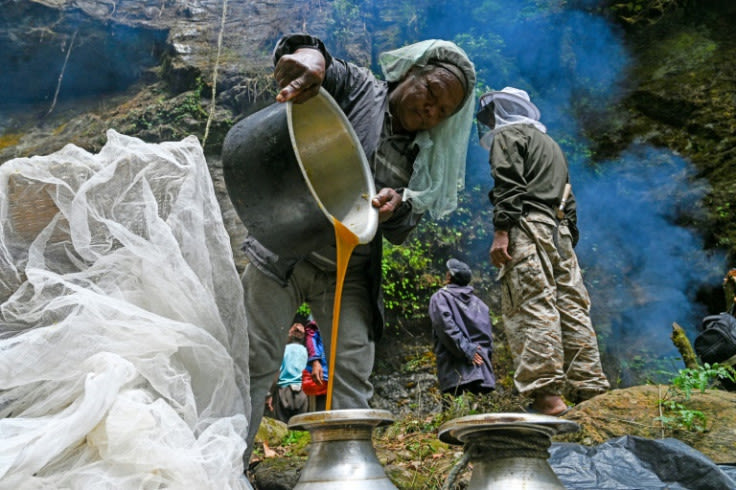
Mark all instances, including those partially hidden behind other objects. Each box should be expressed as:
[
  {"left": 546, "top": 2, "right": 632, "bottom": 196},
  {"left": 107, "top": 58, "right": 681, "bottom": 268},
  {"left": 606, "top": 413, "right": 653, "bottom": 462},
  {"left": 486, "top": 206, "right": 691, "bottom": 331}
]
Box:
[{"left": 499, "top": 212, "right": 609, "bottom": 401}]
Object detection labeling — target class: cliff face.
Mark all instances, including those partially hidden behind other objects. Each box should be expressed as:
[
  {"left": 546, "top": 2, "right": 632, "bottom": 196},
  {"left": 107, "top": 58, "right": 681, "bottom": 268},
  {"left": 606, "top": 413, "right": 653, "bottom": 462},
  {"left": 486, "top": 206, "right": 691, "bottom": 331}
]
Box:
[
  {"left": 585, "top": 2, "right": 736, "bottom": 259},
  {"left": 1, "top": 0, "right": 346, "bottom": 268},
  {"left": 0, "top": 0, "right": 336, "bottom": 153},
  {"left": 2, "top": 0, "right": 336, "bottom": 89},
  {"left": 3, "top": 1, "right": 736, "bottom": 261}
]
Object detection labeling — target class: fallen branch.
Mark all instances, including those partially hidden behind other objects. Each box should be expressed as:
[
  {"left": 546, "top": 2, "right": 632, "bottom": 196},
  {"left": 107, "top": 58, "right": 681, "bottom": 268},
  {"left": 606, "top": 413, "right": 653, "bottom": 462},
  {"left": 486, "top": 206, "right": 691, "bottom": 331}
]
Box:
[
  {"left": 47, "top": 30, "right": 78, "bottom": 117},
  {"left": 671, "top": 322, "right": 699, "bottom": 369},
  {"left": 585, "top": 414, "right": 657, "bottom": 429},
  {"left": 203, "top": 0, "right": 228, "bottom": 146}
]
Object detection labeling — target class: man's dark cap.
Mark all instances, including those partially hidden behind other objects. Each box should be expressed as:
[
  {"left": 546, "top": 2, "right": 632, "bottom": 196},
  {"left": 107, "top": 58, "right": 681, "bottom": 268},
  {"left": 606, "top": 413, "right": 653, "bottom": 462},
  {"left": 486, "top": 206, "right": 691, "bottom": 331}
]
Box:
[
  {"left": 446, "top": 258, "right": 472, "bottom": 284},
  {"left": 293, "top": 312, "right": 310, "bottom": 325}
]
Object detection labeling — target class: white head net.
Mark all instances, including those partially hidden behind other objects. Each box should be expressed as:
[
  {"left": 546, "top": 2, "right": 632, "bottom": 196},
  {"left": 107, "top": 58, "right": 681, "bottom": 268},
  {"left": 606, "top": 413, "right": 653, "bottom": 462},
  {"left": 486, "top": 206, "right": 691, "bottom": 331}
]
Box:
[
  {"left": 379, "top": 39, "right": 476, "bottom": 219},
  {"left": 0, "top": 130, "right": 251, "bottom": 489},
  {"left": 477, "top": 87, "right": 547, "bottom": 150}
]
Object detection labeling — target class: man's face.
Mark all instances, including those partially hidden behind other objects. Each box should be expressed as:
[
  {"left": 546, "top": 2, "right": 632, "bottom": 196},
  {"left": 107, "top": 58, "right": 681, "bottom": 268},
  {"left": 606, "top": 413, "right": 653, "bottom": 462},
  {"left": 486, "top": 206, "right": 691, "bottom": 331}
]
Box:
[
  {"left": 477, "top": 101, "right": 496, "bottom": 129},
  {"left": 389, "top": 65, "right": 465, "bottom": 133}
]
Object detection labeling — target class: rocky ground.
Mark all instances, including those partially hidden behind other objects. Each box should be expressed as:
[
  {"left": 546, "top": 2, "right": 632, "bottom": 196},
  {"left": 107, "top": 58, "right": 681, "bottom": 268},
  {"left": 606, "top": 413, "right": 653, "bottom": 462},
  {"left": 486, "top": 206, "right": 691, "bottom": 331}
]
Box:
[{"left": 248, "top": 353, "right": 736, "bottom": 489}]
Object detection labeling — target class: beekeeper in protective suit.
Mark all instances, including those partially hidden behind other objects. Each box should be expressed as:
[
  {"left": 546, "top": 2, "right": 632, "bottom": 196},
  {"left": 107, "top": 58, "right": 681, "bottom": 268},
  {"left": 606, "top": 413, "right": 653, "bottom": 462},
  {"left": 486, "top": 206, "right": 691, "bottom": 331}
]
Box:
[
  {"left": 478, "top": 87, "right": 609, "bottom": 416},
  {"left": 240, "top": 34, "right": 476, "bottom": 463}
]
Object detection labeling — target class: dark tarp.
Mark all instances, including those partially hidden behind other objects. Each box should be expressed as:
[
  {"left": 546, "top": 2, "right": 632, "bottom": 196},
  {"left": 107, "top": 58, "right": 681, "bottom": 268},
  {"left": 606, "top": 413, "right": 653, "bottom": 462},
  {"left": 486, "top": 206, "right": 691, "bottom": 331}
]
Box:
[{"left": 549, "top": 436, "right": 736, "bottom": 489}]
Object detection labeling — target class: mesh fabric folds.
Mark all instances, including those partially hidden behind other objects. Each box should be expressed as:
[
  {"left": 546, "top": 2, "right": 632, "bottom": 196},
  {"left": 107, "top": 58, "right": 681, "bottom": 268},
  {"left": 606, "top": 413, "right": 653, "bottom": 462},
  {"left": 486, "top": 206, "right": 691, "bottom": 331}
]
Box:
[{"left": 0, "top": 130, "right": 251, "bottom": 489}]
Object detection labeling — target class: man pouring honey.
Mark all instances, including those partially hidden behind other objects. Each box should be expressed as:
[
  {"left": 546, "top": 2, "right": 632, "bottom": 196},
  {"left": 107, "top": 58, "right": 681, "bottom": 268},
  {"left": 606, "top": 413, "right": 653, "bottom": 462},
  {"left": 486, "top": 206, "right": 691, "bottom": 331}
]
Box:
[{"left": 239, "top": 33, "right": 476, "bottom": 463}]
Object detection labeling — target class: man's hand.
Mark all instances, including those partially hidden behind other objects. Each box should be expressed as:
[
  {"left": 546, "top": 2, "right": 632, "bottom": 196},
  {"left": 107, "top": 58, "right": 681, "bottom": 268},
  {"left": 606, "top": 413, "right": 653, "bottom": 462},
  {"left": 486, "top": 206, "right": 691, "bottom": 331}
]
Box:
[
  {"left": 311, "top": 360, "right": 324, "bottom": 385},
  {"left": 274, "top": 48, "right": 326, "bottom": 104},
  {"left": 371, "top": 188, "right": 402, "bottom": 223},
  {"left": 266, "top": 395, "right": 273, "bottom": 412},
  {"left": 490, "top": 229, "right": 512, "bottom": 268},
  {"left": 472, "top": 352, "right": 483, "bottom": 366},
  {"left": 472, "top": 345, "right": 484, "bottom": 366}
]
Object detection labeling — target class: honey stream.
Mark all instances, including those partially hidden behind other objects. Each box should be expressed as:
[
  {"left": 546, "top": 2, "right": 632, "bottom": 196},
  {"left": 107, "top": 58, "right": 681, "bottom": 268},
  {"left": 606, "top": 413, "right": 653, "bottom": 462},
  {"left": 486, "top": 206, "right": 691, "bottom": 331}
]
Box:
[{"left": 324, "top": 218, "right": 360, "bottom": 410}]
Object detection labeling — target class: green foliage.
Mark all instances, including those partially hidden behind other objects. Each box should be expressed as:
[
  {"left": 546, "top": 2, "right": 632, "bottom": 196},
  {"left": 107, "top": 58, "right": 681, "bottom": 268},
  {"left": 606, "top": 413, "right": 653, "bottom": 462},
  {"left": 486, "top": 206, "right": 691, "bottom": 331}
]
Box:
[
  {"left": 400, "top": 348, "right": 435, "bottom": 374},
  {"left": 296, "top": 302, "right": 311, "bottom": 318},
  {"left": 436, "top": 390, "right": 507, "bottom": 424},
  {"left": 656, "top": 363, "right": 736, "bottom": 432},
  {"left": 452, "top": 32, "right": 509, "bottom": 93},
  {"left": 404, "top": 438, "right": 441, "bottom": 459},
  {"left": 614, "top": 354, "right": 680, "bottom": 386},
  {"left": 380, "top": 186, "right": 496, "bottom": 329},
  {"left": 657, "top": 403, "right": 706, "bottom": 432},
  {"left": 649, "top": 30, "right": 717, "bottom": 80},
  {"left": 610, "top": 0, "right": 692, "bottom": 26},
  {"left": 443, "top": 393, "right": 481, "bottom": 418},
  {"left": 173, "top": 76, "right": 208, "bottom": 120},
  {"left": 382, "top": 238, "right": 441, "bottom": 322},
  {"left": 280, "top": 430, "right": 311, "bottom": 456},
  {"left": 715, "top": 202, "right": 730, "bottom": 220},
  {"left": 128, "top": 77, "right": 207, "bottom": 134},
  {"left": 328, "top": 0, "right": 365, "bottom": 51},
  {"left": 670, "top": 363, "right": 736, "bottom": 399}
]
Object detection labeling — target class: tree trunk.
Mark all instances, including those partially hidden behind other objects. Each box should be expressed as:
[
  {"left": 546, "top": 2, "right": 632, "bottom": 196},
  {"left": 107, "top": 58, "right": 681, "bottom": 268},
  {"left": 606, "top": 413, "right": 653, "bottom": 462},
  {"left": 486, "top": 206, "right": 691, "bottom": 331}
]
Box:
[{"left": 724, "top": 269, "right": 736, "bottom": 312}]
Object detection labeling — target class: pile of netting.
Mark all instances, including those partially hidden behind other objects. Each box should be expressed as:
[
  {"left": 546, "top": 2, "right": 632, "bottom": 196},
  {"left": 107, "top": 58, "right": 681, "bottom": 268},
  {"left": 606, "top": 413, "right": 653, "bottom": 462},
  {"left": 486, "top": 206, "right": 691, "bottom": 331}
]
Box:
[{"left": 0, "top": 130, "right": 251, "bottom": 489}]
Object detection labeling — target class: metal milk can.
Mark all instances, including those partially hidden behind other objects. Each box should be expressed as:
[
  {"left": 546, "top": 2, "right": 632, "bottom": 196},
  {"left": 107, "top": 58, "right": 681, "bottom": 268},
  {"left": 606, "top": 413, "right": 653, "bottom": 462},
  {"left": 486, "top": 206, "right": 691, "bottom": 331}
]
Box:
[
  {"left": 287, "top": 409, "right": 397, "bottom": 489},
  {"left": 439, "top": 413, "right": 579, "bottom": 489}
]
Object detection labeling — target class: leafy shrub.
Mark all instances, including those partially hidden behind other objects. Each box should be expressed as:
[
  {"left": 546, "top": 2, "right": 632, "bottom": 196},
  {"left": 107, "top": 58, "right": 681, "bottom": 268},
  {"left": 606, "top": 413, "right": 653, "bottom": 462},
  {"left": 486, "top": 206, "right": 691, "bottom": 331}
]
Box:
[{"left": 656, "top": 363, "right": 736, "bottom": 432}]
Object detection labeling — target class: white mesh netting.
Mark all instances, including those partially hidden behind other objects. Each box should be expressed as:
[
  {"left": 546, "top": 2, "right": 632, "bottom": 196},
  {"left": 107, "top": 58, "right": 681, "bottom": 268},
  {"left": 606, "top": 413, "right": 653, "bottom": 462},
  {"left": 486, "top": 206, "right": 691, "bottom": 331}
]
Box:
[{"left": 0, "top": 130, "right": 251, "bottom": 489}]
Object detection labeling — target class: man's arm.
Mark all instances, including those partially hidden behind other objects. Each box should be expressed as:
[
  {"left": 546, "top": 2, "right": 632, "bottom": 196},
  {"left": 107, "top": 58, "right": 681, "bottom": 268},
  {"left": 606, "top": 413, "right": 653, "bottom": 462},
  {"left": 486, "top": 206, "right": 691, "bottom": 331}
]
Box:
[
  {"left": 272, "top": 34, "right": 373, "bottom": 119},
  {"left": 305, "top": 322, "right": 325, "bottom": 384},
  {"left": 371, "top": 188, "right": 403, "bottom": 223},
  {"left": 310, "top": 360, "right": 324, "bottom": 384},
  {"left": 273, "top": 35, "right": 406, "bottom": 229},
  {"left": 489, "top": 128, "right": 526, "bottom": 232},
  {"left": 271, "top": 34, "right": 337, "bottom": 104},
  {"left": 488, "top": 129, "right": 526, "bottom": 266}
]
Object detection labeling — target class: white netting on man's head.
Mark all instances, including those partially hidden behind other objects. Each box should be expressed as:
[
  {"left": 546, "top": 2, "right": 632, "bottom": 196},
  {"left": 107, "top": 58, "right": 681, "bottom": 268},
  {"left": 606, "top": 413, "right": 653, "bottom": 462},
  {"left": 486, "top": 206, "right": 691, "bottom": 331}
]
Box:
[
  {"left": 0, "top": 130, "right": 251, "bottom": 489},
  {"left": 477, "top": 87, "right": 547, "bottom": 150}
]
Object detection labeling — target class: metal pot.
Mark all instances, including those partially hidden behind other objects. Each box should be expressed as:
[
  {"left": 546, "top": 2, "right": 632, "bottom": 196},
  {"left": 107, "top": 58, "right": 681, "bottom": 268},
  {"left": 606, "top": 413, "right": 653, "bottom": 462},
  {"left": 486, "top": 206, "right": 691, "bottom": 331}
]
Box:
[
  {"left": 439, "top": 413, "right": 579, "bottom": 490},
  {"left": 221, "top": 88, "right": 378, "bottom": 260},
  {"left": 287, "top": 409, "right": 397, "bottom": 489}
]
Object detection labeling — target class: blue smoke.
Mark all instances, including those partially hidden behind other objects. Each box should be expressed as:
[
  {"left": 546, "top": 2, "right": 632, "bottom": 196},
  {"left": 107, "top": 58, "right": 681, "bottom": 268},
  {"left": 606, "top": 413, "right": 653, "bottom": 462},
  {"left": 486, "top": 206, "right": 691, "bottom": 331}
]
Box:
[{"left": 575, "top": 147, "right": 724, "bottom": 360}]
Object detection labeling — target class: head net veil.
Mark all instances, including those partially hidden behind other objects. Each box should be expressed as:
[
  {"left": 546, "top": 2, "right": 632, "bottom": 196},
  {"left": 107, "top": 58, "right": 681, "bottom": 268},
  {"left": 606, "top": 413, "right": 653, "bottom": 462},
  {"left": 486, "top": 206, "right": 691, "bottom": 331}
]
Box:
[
  {"left": 379, "top": 40, "right": 476, "bottom": 219},
  {"left": 478, "top": 87, "right": 547, "bottom": 150}
]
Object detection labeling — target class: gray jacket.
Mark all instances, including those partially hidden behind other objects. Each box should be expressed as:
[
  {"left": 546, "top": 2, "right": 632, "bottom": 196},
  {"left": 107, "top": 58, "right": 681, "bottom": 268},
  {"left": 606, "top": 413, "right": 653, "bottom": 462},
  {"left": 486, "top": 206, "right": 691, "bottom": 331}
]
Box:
[{"left": 428, "top": 284, "right": 495, "bottom": 392}]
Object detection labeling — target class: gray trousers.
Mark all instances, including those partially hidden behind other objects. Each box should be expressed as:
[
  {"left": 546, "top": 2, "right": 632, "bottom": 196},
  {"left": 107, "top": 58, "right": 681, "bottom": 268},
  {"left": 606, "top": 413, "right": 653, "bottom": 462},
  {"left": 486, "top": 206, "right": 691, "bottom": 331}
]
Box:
[
  {"left": 272, "top": 385, "right": 309, "bottom": 423},
  {"left": 500, "top": 212, "right": 609, "bottom": 401},
  {"left": 242, "top": 260, "right": 375, "bottom": 463}
]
